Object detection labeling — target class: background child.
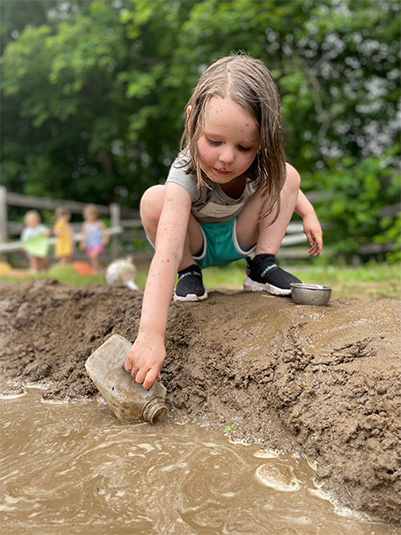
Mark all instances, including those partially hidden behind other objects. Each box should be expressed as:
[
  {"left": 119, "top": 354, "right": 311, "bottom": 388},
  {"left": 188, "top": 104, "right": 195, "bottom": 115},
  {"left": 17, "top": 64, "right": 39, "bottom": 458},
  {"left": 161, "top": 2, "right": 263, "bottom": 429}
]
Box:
[
  {"left": 125, "top": 53, "right": 323, "bottom": 389},
  {"left": 21, "top": 210, "right": 50, "bottom": 272},
  {"left": 53, "top": 206, "right": 74, "bottom": 263},
  {"left": 79, "top": 204, "right": 109, "bottom": 274}
]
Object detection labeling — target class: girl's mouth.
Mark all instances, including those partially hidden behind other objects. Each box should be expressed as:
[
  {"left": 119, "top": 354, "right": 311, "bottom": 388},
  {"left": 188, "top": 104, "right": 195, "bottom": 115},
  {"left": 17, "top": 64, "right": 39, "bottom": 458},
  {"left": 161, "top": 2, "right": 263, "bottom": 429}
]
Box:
[{"left": 214, "top": 167, "right": 231, "bottom": 176}]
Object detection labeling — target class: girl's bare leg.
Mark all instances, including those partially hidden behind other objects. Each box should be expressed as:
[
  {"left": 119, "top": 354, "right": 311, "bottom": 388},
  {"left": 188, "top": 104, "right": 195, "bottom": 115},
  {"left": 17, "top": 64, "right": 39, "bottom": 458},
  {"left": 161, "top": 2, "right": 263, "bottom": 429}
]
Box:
[
  {"left": 90, "top": 251, "right": 102, "bottom": 274},
  {"left": 140, "top": 185, "right": 203, "bottom": 271},
  {"left": 236, "top": 165, "right": 301, "bottom": 252},
  {"left": 60, "top": 255, "right": 72, "bottom": 264},
  {"left": 236, "top": 166, "right": 301, "bottom": 295},
  {"left": 40, "top": 257, "right": 48, "bottom": 271},
  {"left": 29, "top": 256, "right": 39, "bottom": 272}
]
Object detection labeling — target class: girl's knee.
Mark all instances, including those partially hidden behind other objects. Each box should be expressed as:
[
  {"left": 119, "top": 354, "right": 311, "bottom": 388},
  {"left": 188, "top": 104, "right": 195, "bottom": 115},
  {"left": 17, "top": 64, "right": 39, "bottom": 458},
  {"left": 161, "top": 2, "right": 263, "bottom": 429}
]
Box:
[
  {"left": 140, "top": 185, "right": 165, "bottom": 228},
  {"left": 140, "top": 185, "right": 164, "bottom": 214}
]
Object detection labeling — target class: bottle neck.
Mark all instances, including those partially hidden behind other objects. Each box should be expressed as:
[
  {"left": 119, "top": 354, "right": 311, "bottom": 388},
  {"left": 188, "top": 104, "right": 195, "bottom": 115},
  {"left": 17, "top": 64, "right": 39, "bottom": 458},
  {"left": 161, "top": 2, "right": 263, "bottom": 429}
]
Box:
[{"left": 142, "top": 398, "right": 167, "bottom": 425}]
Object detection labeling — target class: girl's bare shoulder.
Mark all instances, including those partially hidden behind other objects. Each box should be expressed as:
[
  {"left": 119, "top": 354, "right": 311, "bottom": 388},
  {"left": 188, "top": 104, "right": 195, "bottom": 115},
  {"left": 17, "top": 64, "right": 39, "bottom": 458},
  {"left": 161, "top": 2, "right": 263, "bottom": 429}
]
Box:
[{"left": 285, "top": 162, "right": 300, "bottom": 178}]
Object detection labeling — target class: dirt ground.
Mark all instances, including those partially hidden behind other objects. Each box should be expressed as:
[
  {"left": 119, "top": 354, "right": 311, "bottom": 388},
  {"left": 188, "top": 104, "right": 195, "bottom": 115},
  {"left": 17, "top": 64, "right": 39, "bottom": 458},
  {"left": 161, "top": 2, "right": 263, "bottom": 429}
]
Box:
[{"left": 0, "top": 279, "right": 400, "bottom": 525}]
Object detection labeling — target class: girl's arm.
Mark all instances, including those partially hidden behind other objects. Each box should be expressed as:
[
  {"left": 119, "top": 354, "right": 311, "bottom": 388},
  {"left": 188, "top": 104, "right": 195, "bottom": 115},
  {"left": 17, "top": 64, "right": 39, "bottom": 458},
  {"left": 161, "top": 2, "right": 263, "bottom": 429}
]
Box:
[
  {"left": 41, "top": 225, "right": 51, "bottom": 237},
  {"left": 79, "top": 223, "right": 86, "bottom": 250},
  {"left": 20, "top": 228, "right": 28, "bottom": 244},
  {"left": 295, "top": 190, "right": 323, "bottom": 256},
  {"left": 125, "top": 182, "right": 192, "bottom": 389},
  {"left": 68, "top": 224, "right": 75, "bottom": 250},
  {"left": 100, "top": 221, "right": 109, "bottom": 245}
]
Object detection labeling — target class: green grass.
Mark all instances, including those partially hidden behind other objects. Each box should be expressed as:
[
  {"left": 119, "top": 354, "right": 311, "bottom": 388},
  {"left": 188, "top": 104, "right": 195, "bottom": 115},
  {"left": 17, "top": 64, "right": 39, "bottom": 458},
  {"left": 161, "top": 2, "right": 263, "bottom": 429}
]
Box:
[
  {"left": 294, "top": 264, "right": 401, "bottom": 299},
  {"left": 0, "top": 263, "right": 104, "bottom": 286},
  {"left": 1, "top": 259, "right": 400, "bottom": 300},
  {"left": 201, "top": 259, "right": 401, "bottom": 299}
]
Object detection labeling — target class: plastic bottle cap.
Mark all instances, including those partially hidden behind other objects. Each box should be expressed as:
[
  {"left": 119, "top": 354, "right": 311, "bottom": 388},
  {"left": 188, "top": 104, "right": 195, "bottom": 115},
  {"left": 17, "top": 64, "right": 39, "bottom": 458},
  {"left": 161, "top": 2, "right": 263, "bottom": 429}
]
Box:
[{"left": 142, "top": 398, "right": 168, "bottom": 425}]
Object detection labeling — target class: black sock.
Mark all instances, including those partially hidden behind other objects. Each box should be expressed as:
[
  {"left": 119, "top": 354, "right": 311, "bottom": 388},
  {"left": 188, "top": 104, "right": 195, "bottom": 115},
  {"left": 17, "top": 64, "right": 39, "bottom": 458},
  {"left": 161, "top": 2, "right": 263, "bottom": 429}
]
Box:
[{"left": 252, "top": 254, "right": 276, "bottom": 265}]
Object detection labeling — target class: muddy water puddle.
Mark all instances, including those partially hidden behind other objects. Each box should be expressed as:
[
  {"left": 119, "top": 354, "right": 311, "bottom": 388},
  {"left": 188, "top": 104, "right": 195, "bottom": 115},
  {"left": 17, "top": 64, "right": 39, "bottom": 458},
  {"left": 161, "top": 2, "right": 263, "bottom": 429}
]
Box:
[{"left": 0, "top": 387, "right": 393, "bottom": 535}]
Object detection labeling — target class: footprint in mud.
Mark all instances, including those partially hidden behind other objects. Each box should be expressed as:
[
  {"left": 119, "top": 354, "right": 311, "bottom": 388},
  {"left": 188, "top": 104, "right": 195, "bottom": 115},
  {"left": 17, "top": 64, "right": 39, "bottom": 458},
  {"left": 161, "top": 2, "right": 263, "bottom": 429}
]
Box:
[{"left": 255, "top": 463, "right": 301, "bottom": 492}]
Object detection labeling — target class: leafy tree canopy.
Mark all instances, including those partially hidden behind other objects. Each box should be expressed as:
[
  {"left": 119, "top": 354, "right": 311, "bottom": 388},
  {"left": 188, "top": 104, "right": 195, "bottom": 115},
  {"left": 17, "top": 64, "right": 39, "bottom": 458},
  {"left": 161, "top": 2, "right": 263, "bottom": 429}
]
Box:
[{"left": 1, "top": 0, "right": 400, "bottom": 258}]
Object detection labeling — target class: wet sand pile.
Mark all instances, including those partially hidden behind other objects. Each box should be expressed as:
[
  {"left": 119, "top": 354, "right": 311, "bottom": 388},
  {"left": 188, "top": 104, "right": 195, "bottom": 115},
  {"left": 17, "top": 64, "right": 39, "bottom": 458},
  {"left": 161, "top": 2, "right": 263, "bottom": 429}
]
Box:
[{"left": 0, "top": 279, "right": 400, "bottom": 525}]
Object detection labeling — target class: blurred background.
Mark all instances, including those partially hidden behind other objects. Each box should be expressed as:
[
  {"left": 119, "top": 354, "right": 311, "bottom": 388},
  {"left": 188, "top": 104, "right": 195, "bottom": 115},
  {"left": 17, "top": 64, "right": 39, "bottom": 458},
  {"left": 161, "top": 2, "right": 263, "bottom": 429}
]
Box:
[{"left": 1, "top": 0, "right": 400, "bottom": 270}]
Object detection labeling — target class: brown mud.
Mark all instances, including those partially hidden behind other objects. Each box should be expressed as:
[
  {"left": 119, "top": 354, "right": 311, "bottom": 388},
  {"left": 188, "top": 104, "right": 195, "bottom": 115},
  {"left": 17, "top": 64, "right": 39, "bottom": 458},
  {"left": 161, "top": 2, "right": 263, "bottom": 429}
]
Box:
[{"left": 0, "top": 279, "right": 400, "bottom": 525}]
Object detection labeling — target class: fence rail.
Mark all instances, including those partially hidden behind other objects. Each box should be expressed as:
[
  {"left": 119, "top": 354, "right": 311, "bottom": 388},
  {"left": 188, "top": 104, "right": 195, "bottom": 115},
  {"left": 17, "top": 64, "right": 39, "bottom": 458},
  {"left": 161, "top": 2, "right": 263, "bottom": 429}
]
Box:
[
  {"left": 3, "top": 190, "right": 112, "bottom": 215},
  {"left": 0, "top": 186, "right": 138, "bottom": 261},
  {"left": 0, "top": 185, "right": 314, "bottom": 263},
  {"left": 3, "top": 186, "right": 396, "bottom": 264}
]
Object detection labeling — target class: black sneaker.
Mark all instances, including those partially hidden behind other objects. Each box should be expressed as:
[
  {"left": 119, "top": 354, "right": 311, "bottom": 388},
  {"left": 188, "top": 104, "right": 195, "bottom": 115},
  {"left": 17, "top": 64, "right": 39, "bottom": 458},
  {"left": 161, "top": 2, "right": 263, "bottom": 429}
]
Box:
[
  {"left": 243, "top": 254, "right": 301, "bottom": 296},
  {"left": 174, "top": 264, "right": 208, "bottom": 302}
]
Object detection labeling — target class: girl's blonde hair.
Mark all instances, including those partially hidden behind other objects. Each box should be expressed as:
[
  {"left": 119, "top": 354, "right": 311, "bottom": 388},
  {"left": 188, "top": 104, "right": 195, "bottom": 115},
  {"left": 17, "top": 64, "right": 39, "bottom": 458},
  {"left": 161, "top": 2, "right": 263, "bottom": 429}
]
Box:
[
  {"left": 24, "top": 210, "right": 41, "bottom": 224},
  {"left": 179, "top": 53, "right": 286, "bottom": 220},
  {"left": 55, "top": 206, "right": 71, "bottom": 220}
]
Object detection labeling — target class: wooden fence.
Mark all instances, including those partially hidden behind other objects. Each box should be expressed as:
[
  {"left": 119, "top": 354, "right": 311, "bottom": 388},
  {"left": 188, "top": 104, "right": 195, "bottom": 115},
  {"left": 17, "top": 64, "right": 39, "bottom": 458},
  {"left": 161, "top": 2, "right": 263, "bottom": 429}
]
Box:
[
  {"left": 0, "top": 185, "right": 314, "bottom": 264},
  {"left": 2, "top": 185, "right": 397, "bottom": 265},
  {"left": 0, "top": 186, "right": 145, "bottom": 263}
]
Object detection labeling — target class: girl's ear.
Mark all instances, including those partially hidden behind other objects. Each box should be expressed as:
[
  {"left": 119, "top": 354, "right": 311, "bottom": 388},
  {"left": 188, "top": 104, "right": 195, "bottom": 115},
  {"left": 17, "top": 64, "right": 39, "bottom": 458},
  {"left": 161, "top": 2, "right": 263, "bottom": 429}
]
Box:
[{"left": 186, "top": 106, "right": 192, "bottom": 118}]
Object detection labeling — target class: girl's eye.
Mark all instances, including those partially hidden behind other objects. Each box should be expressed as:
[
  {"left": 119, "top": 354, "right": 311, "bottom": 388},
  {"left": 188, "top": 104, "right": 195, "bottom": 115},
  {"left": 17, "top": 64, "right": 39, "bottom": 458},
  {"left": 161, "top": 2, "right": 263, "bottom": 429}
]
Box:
[
  {"left": 207, "top": 138, "right": 251, "bottom": 151},
  {"left": 207, "top": 138, "right": 221, "bottom": 146}
]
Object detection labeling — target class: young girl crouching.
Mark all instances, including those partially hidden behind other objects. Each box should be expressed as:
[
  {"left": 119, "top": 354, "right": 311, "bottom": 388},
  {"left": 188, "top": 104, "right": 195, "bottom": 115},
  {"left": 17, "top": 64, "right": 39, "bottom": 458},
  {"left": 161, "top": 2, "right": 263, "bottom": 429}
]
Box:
[{"left": 125, "top": 53, "right": 323, "bottom": 390}]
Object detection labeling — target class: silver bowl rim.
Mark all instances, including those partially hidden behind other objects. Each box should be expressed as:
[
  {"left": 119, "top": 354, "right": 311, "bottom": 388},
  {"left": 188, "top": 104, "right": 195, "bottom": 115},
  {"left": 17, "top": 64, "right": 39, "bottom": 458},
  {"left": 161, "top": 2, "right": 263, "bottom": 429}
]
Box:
[{"left": 290, "top": 283, "right": 331, "bottom": 291}]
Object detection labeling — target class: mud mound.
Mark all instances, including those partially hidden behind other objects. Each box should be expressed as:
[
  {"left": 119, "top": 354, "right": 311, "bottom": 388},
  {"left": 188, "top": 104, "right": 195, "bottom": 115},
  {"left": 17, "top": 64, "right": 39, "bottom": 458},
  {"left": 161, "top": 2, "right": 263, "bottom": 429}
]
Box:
[{"left": 0, "top": 280, "right": 400, "bottom": 525}]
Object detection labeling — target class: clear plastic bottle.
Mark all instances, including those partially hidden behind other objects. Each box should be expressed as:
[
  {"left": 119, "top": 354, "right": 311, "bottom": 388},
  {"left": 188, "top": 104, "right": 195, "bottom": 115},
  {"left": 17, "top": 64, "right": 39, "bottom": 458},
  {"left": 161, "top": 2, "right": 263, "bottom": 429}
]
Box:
[{"left": 85, "top": 334, "right": 167, "bottom": 425}]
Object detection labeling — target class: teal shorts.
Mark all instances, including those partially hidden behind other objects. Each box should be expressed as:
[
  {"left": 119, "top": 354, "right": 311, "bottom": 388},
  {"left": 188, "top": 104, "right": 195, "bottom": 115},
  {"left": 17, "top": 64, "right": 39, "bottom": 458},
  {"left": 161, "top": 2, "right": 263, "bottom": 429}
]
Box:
[{"left": 193, "top": 219, "right": 255, "bottom": 269}]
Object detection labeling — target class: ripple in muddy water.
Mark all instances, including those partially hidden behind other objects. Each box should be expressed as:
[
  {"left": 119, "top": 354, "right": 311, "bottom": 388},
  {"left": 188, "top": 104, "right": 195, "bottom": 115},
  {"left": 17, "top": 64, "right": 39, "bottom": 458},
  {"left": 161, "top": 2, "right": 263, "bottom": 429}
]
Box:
[{"left": 0, "top": 387, "right": 395, "bottom": 535}]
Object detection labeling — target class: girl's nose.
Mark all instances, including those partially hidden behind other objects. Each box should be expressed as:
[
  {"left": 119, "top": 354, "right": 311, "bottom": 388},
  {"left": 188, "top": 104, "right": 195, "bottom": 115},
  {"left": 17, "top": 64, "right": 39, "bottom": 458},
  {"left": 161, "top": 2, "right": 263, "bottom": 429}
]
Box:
[{"left": 218, "top": 145, "right": 235, "bottom": 165}]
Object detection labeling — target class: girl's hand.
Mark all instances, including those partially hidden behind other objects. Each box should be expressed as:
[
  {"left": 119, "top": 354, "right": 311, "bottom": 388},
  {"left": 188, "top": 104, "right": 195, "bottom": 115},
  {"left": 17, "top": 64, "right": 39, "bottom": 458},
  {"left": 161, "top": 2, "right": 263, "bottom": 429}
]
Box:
[
  {"left": 294, "top": 189, "right": 323, "bottom": 256},
  {"left": 303, "top": 212, "right": 323, "bottom": 256},
  {"left": 124, "top": 335, "right": 165, "bottom": 390}
]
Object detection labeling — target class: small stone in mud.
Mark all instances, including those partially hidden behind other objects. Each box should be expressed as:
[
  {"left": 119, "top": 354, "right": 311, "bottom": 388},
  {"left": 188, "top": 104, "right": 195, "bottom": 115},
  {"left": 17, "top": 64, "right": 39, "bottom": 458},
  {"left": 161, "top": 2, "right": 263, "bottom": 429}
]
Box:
[{"left": 255, "top": 463, "right": 301, "bottom": 492}]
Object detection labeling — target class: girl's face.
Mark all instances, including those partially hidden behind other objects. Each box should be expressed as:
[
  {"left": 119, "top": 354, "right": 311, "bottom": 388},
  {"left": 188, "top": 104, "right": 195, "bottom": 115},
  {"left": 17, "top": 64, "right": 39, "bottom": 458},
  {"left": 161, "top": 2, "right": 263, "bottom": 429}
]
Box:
[
  {"left": 26, "top": 213, "right": 40, "bottom": 228},
  {"left": 197, "top": 96, "right": 260, "bottom": 185},
  {"left": 84, "top": 209, "right": 97, "bottom": 222}
]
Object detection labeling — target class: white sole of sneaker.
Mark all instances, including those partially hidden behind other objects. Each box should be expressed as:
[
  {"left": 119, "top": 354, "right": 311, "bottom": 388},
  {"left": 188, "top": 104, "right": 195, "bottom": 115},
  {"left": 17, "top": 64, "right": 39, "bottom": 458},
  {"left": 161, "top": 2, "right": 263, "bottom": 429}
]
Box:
[
  {"left": 243, "top": 276, "right": 291, "bottom": 296},
  {"left": 173, "top": 291, "right": 208, "bottom": 302}
]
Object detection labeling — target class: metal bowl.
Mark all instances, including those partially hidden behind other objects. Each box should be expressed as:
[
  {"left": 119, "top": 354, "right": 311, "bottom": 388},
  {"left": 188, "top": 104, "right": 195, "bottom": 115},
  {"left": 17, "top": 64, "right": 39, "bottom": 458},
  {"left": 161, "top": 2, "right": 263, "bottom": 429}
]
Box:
[{"left": 290, "top": 283, "right": 332, "bottom": 306}]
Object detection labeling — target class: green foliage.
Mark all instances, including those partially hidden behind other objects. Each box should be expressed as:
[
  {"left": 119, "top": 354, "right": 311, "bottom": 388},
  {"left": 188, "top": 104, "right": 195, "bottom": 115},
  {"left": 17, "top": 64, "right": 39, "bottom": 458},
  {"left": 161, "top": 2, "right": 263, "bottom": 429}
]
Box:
[
  {"left": 312, "top": 152, "right": 401, "bottom": 260},
  {"left": 1, "top": 0, "right": 400, "bottom": 262}
]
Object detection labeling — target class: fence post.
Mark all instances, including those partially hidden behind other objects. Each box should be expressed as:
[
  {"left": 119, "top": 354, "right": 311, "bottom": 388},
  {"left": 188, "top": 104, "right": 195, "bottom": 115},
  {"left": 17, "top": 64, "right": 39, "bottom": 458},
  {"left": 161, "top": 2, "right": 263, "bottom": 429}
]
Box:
[
  {"left": 0, "top": 186, "right": 7, "bottom": 262},
  {"left": 110, "top": 203, "right": 120, "bottom": 260}
]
